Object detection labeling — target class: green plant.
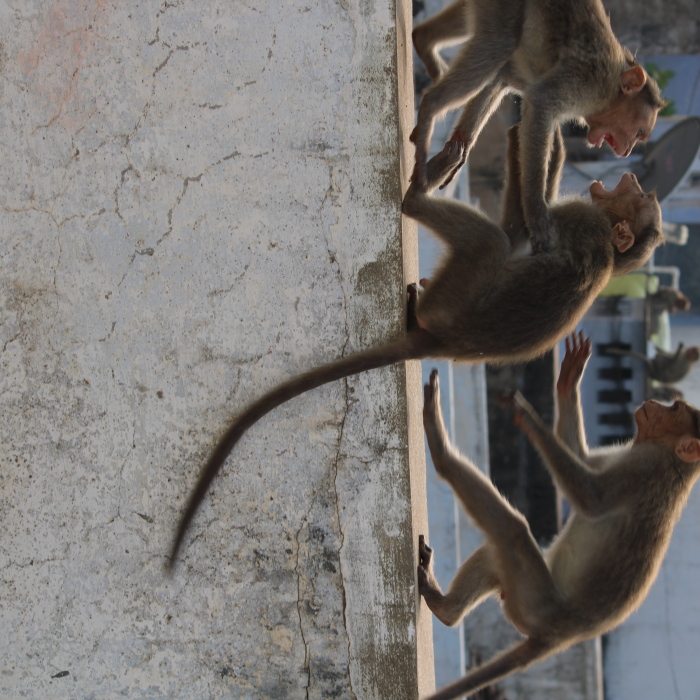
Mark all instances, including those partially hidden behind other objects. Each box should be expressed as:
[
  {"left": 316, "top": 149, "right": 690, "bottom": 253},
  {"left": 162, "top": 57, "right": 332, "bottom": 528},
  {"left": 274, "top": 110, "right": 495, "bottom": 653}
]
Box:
[{"left": 645, "top": 62, "right": 677, "bottom": 117}]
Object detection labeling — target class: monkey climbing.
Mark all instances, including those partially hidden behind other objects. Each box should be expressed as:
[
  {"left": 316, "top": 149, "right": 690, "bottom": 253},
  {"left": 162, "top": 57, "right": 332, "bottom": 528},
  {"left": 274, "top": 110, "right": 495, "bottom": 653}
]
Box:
[
  {"left": 168, "top": 126, "right": 663, "bottom": 567},
  {"left": 419, "top": 333, "right": 700, "bottom": 700}
]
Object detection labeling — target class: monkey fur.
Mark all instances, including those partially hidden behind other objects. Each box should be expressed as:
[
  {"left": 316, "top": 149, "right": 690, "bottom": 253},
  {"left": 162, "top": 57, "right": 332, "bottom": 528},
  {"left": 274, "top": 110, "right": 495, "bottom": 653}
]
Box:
[
  {"left": 419, "top": 333, "right": 700, "bottom": 699},
  {"left": 168, "top": 127, "right": 663, "bottom": 568},
  {"left": 411, "top": 0, "right": 665, "bottom": 251}
]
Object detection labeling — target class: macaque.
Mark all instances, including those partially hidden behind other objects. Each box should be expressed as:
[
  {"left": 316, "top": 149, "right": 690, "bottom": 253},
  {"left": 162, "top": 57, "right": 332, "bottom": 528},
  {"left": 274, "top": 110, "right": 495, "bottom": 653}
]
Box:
[
  {"left": 419, "top": 333, "right": 700, "bottom": 700},
  {"left": 606, "top": 343, "right": 700, "bottom": 384},
  {"left": 168, "top": 126, "right": 662, "bottom": 567},
  {"left": 649, "top": 287, "right": 691, "bottom": 335},
  {"left": 410, "top": 0, "right": 665, "bottom": 251},
  {"left": 650, "top": 287, "right": 691, "bottom": 315}
]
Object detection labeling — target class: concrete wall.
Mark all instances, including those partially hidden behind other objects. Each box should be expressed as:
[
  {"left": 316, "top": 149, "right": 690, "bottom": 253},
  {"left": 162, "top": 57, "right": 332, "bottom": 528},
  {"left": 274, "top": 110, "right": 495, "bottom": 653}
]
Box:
[{"left": 0, "top": 0, "right": 434, "bottom": 698}]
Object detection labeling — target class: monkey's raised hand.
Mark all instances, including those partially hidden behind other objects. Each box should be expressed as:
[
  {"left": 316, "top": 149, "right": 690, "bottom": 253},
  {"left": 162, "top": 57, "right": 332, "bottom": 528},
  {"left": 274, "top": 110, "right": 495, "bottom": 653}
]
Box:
[
  {"left": 557, "top": 332, "right": 592, "bottom": 398},
  {"left": 496, "top": 391, "right": 542, "bottom": 441}
]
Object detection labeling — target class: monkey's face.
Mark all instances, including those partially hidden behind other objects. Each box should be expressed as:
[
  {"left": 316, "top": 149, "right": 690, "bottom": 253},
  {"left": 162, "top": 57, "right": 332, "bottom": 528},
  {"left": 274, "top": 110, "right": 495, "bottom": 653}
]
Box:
[
  {"left": 589, "top": 173, "right": 659, "bottom": 233},
  {"left": 585, "top": 99, "right": 657, "bottom": 158},
  {"left": 634, "top": 400, "right": 700, "bottom": 450}
]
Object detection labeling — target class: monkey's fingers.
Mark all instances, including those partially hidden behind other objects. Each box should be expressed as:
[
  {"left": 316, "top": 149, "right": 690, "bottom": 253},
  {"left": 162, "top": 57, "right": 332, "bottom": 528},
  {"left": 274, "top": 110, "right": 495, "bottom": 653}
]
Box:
[
  {"left": 438, "top": 141, "right": 467, "bottom": 190},
  {"left": 438, "top": 160, "right": 464, "bottom": 190},
  {"left": 418, "top": 534, "right": 433, "bottom": 566},
  {"left": 424, "top": 368, "right": 440, "bottom": 407},
  {"left": 558, "top": 332, "right": 592, "bottom": 395}
]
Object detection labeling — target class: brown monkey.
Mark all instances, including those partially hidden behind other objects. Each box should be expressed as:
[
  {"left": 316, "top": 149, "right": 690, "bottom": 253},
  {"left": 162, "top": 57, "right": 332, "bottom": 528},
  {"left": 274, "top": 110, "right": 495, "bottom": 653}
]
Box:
[
  {"left": 649, "top": 287, "right": 691, "bottom": 335},
  {"left": 168, "top": 126, "right": 662, "bottom": 567},
  {"left": 410, "top": 0, "right": 665, "bottom": 251},
  {"left": 606, "top": 343, "right": 700, "bottom": 384},
  {"left": 649, "top": 287, "right": 691, "bottom": 316},
  {"left": 418, "top": 333, "right": 700, "bottom": 700}
]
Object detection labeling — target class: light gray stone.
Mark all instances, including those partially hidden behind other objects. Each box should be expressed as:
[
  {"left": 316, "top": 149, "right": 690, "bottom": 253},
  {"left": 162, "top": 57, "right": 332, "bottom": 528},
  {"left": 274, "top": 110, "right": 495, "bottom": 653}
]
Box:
[{"left": 0, "top": 0, "right": 432, "bottom": 697}]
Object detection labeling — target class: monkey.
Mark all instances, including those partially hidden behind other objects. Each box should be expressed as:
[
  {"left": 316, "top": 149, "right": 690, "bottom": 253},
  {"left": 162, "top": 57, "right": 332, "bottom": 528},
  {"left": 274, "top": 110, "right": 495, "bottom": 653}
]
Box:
[
  {"left": 410, "top": 0, "right": 665, "bottom": 251},
  {"left": 650, "top": 287, "right": 691, "bottom": 316},
  {"left": 605, "top": 343, "right": 700, "bottom": 385},
  {"left": 418, "top": 332, "right": 700, "bottom": 700},
  {"left": 648, "top": 286, "right": 691, "bottom": 335},
  {"left": 167, "top": 124, "right": 663, "bottom": 568},
  {"left": 649, "top": 385, "right": 684, "bottom": 403}
]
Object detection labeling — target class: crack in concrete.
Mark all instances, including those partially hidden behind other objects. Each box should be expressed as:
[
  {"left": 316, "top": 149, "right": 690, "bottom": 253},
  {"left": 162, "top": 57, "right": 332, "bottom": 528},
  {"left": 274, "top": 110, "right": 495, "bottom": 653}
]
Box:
[
  {"left": 294, "top": 512, "right": 313, "bottom": 700},
  {"left": 2, "top": 332, "right": 21, "bottom": 353},
  {"left": 332, "top": 381, "right": 358, "bottom": 700}
]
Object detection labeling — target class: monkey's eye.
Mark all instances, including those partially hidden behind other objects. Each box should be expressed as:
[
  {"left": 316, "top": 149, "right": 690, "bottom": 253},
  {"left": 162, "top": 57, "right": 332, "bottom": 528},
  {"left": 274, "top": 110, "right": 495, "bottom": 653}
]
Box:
[{"left": 636, "top": 129, "right": 646, "bottom": 140}]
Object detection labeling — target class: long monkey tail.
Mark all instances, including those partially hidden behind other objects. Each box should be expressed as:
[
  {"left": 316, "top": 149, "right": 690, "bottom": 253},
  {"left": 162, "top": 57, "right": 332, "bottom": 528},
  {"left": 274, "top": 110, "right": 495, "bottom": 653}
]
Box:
[
  {"left": 168, "top": 329, "right": 440, "bottom": 569},
  {"left": 603, "top": 347, "right": 648, "bottom": 363},
  {"left": 424, "top": 639, "right": 554, "bottom": 700}
]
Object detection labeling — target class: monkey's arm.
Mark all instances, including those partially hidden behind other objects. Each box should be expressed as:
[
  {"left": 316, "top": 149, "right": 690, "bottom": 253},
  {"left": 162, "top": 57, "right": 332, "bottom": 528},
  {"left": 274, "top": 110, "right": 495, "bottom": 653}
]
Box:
[
  {"left": 500, "top": 124, "right": 526, "bottom": 247},
  {"left": 501, "top": 121, "right": 564, "bottom": 249},
  {"left": 512, "top": 393, "right": 635, "bottom": 517},
  {"left": 545, "top": 124, "right": 565, "bottom": 204},
  {"left": 519, "top": 72, "right": 571, "bottom": 251}
]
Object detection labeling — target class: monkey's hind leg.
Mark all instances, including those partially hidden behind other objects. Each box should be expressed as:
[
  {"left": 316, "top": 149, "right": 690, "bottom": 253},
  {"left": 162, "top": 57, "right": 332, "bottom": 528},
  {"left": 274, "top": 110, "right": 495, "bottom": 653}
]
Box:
[
  {"left": 412, "top": 0, "right": 470, "bottom": 83},
  {"left": 419, "top": 536, "right": 499, "bottom": 627},
  {"left": 424, "top": 371, "right": 562, "bottom": 636}
]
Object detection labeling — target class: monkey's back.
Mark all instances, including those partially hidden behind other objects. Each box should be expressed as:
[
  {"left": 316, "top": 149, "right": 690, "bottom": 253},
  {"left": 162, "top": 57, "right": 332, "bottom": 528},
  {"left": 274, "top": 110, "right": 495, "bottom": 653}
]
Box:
[
  {"left": 447, "top": 201, "right": 614, "bottom": 364},
  {"left": 546, "top": 447, "right": 691, "bottom": 639}
]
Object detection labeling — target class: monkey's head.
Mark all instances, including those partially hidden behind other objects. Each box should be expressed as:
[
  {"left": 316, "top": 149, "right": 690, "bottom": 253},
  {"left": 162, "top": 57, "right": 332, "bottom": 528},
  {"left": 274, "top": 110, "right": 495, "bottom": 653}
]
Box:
[
  {"left": 684, "top": 347, "right": 700, "bottom": 363},
  {"left": 674, "top": 294, "right": 692, "bottom": 312},
  {"left": 585, "top": 62, "right": 665, "bottom": 158},
  {"left": 634, "top": 400, "right": 700, "bottom": 464},
  {"left": 589, "top": 172, "right": 663, "bottom": 275}
]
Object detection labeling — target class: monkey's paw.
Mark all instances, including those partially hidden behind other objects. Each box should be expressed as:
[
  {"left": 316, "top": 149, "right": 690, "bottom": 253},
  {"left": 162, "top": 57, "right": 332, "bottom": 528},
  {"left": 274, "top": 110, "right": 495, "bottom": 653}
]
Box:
[
  {"left": 557, "top": 331, "right": 592, "bottom": 397},
  {"left": 417, "top": 535, "right": 435, "bottom": 596},
  {"left": 496, "top": 391, "right": 533, "bottom": 428},
  {"left": 419, "top": 534, "right": 433, "bottom": 568},
  {"left": 407, "top": 283, "right": 421, "bottom": 332},
  {"left": 423, "top": 369, "right": 441, "bottom": 416},
  {"left": 428, "top": 141, "right": 466, "bottom": 189}
]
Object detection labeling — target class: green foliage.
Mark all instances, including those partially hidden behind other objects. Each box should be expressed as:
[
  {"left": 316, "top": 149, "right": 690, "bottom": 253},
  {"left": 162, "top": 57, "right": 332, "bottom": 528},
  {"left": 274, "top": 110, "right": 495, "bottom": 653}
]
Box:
[{"left": 645, "top": 62, "right": 677, "bottom": 116}]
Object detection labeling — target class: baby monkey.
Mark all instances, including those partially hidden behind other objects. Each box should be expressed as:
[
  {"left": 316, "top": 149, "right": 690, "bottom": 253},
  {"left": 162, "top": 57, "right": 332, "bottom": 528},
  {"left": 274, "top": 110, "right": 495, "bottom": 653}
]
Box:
[
  {"left": 168, "top": 126, "right": 662, "bottom": 567},
  {"left": 411, "top": 0, "right": 665, "bottom": 250},
  {"left": 419, "top": 333, "right": 700, "bottom": 700}
]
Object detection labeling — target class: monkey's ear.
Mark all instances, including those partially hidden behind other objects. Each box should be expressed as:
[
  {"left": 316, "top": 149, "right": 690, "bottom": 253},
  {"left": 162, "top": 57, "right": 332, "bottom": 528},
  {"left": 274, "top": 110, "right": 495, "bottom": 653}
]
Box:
[
  {"left": 611, "top": 222, "right": 635, "bottom": 253},
  {"left": 620, "top": 65, "right": 647, "bottom": 95},
  {"left": 675, "top": 437, "right": 700, "bottom": 464}
]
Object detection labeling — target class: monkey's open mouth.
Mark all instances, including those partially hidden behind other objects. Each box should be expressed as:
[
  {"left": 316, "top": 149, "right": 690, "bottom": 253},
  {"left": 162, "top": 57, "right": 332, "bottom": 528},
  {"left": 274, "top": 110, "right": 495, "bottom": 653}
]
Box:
[{"left": 603, "top": 134, "right": 616, "bottom": 151}]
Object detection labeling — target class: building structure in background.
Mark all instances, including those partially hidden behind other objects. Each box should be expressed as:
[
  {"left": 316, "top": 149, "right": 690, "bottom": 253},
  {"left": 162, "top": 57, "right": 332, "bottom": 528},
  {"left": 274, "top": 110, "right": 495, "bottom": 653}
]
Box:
[{"left": 413, "top": 0, "right": 700, "bottom": 696}]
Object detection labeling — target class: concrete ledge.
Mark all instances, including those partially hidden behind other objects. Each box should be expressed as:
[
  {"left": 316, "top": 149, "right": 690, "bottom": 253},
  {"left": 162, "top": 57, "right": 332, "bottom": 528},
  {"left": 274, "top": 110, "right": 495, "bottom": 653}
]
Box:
[{"left": 0, "top": 0, "right": 432, "bottom": 697}]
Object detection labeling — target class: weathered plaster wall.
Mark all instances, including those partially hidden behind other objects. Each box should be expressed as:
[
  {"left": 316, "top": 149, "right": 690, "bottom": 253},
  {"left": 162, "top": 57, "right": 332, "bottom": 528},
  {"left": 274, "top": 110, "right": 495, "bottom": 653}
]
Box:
[{"left": 0, "top": 0, "right": 433, "bottom": 697}]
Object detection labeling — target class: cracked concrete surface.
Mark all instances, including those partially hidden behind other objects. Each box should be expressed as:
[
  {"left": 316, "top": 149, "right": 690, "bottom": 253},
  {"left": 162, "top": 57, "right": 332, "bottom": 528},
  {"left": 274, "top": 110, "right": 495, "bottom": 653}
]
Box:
[{"left": 0, "top": 0, "right": 432, "bottom": 697}]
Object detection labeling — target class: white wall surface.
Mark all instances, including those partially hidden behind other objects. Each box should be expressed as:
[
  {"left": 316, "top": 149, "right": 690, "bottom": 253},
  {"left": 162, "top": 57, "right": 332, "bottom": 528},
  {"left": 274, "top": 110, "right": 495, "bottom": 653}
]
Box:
[{"left": 0, "top": 0, "right": 433, "bottom": 697}]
